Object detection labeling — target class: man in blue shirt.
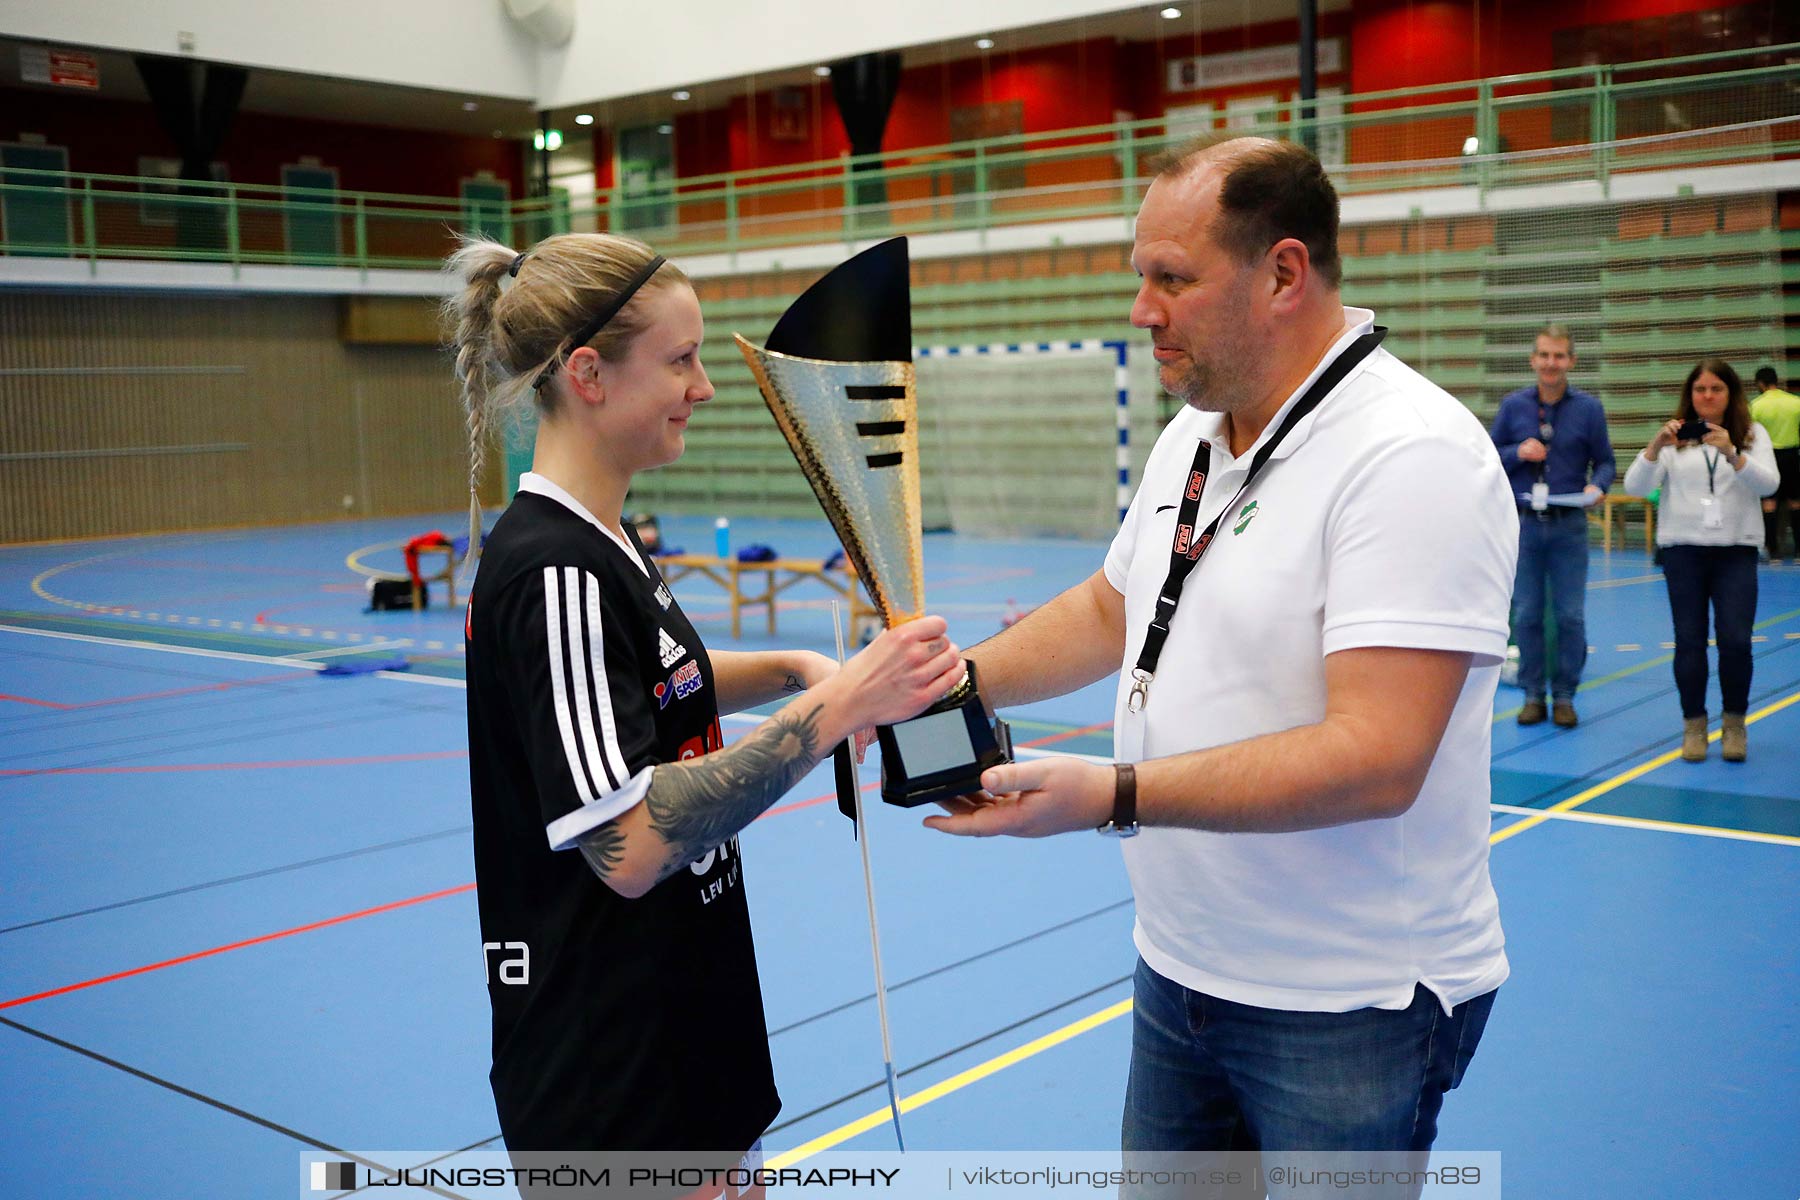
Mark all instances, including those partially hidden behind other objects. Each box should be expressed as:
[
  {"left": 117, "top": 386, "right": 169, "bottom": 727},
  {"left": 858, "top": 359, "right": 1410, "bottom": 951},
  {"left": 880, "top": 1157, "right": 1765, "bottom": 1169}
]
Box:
[{"left": 1489, "top": 324, "right": 1614, "bottom": 727}]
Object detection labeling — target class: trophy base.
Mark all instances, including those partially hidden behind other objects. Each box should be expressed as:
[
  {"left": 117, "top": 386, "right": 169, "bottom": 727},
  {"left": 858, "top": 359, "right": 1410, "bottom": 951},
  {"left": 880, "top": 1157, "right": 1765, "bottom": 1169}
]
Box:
[{"left": 874, "top": 661, "right": 1013, "bottom": 809}]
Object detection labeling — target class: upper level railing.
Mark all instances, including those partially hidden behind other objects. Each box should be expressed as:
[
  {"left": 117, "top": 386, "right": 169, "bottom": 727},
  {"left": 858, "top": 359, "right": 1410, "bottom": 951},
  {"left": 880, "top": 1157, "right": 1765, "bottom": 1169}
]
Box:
[{"left": 2, "top": 42, "right": 1796, "bottom": 272}]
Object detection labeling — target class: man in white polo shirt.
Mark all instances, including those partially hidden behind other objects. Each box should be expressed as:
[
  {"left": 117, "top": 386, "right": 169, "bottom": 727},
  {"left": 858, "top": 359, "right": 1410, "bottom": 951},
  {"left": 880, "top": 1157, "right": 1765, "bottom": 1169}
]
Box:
[{"left": 929, "top": 135, "right": 1516, "bottom": 1174}]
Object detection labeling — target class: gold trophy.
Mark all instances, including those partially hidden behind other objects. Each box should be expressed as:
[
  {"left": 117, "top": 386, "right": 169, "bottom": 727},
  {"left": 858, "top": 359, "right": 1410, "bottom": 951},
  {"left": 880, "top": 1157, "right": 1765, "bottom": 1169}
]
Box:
[{"left": 736, "top": 237, "right": 1011, "bottom": 814}]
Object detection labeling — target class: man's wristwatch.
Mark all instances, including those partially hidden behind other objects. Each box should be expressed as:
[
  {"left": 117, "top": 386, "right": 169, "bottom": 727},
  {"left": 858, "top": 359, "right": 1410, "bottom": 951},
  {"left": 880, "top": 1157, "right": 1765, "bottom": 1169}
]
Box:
[{"left": 1097, "top": 762, "right": 1139, "bottom": 838}]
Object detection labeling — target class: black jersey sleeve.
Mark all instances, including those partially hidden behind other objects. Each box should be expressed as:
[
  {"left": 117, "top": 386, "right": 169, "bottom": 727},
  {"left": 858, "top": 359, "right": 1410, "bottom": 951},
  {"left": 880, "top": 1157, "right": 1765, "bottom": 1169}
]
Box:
[{"left": 489, "top": 563, "right": 660, "bottom": 850}]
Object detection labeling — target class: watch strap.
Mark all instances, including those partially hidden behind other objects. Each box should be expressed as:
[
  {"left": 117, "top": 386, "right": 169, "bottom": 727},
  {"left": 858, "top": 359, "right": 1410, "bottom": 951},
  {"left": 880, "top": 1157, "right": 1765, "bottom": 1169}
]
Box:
[{"left": 1100, "top": 762, "right": 1138, "bottom": 836}]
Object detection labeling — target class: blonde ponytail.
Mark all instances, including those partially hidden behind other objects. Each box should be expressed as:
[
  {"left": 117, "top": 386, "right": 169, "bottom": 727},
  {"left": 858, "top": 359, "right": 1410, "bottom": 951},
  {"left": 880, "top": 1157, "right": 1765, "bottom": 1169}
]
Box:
[{"left": 443, "top": 237, "right": 518, "bottom": 574}]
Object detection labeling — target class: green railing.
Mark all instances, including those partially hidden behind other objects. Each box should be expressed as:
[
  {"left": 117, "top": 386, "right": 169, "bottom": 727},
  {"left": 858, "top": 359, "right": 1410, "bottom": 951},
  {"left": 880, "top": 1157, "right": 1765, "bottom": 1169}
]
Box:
[{"left": 2, "top": 43, "right": 1795, "bottom": 271}]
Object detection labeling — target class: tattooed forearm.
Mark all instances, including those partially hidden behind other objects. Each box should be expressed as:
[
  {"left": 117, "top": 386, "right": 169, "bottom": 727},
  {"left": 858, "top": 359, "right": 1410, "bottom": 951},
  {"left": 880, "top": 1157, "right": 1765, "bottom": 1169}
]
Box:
[
  {"left": 643, "top": 703, "right": 826, "bottom": 880},
  {"left": 576, "top": 819, "right": 627, "bottom": 880}
]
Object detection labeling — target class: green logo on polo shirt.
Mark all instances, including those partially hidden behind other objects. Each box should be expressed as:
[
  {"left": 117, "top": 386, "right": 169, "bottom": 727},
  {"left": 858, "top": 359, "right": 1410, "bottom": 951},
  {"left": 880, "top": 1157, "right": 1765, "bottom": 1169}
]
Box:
[{"left": 1232, "top": 500, "right": 1260, "bottom": 535}]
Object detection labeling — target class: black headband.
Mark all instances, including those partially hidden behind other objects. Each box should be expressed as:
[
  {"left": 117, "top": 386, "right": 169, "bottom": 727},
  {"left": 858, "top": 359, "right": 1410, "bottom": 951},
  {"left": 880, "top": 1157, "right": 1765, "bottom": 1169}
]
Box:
[{"left": 532, "top": 254, "right": 667, "bottom": 391}]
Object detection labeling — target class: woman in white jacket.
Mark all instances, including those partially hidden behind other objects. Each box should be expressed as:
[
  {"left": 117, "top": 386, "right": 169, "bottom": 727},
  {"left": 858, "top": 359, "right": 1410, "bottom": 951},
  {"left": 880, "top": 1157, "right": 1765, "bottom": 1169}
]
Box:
[{"left": 1624, "top": 358, "right": 1779, "bottom": 762}]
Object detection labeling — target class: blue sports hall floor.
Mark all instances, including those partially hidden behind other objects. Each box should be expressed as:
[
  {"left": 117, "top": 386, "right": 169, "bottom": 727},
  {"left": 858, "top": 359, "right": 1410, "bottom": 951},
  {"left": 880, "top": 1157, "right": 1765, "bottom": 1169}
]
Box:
[{"left": 2, "top": 512, "right": 1797, "bottom": 1198}]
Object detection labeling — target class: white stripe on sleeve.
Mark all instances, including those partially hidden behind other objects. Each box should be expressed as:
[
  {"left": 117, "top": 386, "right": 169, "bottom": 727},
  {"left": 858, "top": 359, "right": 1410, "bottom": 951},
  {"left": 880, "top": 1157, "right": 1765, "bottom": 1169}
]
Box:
[
  {"left": 543, "top": 565, "right": 598, "bottom": 803},
  {"left": 582, "top": 570, "right": 633, "bottom": 789},
  {"left": 562, "top": 567, "right": 618, "bottom": 792}
]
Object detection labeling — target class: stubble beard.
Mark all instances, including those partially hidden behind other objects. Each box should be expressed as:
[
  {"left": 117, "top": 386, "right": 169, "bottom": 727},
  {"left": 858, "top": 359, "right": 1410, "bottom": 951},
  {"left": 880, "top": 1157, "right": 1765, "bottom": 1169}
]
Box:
[{"left": 1164, "top": 282, "right": 1261, "bottom": 417}]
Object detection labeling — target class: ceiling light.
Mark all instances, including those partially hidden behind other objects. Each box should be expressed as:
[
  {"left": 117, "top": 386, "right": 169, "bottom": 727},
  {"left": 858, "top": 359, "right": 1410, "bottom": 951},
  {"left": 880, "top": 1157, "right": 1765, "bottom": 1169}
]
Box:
[
  {"left": 575, "top": 113, "right": 594, "bottom": 125},
  {"left": 672, "top": 89, "right": 691, "bottom": 101},
  {"left": 1161, "top": 6, "right": 1182, "bottom": 17},
  {"left": 533, "top": 129, "right": 563, "bottom": 152},
  {"left": 463, "top": 100, "right": 479, "bottom": 112},
  {"left": 814, "top": 66, "right": 831, "bottom": 77},
  {"left": 975, "top": 38, "right": 995, "bottom": 50}
]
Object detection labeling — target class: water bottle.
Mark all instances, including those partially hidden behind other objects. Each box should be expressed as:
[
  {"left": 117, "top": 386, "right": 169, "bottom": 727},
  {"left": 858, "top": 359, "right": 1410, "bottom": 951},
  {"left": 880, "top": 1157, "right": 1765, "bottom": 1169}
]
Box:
[{"left": 714, "top": 517, "right": 731, "bottom": 559}]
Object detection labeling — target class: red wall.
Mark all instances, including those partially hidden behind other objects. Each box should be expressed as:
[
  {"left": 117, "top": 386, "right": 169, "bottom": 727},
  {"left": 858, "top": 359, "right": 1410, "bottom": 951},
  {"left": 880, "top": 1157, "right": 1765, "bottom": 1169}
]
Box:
[
  {"left": 4, "top": 86, "right": 525, "bottom": 199},
  {"left": 644, "top": 13, "right": 1363, "bottom": 193},
  {"left": 15, "top": 0, "right": 1765, "bottom": 209},
  {"left": 1350, "top": 0, "right": 1746, "bottom": 95}
]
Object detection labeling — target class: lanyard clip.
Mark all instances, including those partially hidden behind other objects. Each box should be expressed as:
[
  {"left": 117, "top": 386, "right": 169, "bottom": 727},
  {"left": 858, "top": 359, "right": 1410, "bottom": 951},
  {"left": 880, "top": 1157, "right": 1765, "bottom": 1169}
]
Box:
[{"left": 1127, "top": 668, "right": 1152, "bottom": 713}]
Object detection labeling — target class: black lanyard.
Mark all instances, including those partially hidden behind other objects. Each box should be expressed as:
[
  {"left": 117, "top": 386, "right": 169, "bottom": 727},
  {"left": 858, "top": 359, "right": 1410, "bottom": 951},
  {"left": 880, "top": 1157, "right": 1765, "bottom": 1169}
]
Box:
[
  {"left": 1703, "top": 448, "right": 1719, "bottom": 494},
  {"left": 1127, "top": 328, "right": 1387, "bottom": 713}
]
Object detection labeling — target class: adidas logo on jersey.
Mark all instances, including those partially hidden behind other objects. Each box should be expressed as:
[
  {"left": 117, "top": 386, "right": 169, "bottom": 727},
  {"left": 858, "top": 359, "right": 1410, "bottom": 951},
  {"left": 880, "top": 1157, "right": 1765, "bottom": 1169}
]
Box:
[
  {"left": 654, "top": 583, "right": 673, "bottom": 610},
  {"left": 658, "top": 627, "right": 687, "bottom": 668}
]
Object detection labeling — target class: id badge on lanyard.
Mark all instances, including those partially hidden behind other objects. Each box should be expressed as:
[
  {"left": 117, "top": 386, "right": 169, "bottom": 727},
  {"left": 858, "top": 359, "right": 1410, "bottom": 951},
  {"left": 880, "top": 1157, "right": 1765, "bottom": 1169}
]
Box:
[{"left": 1701, "top": 450, "right": 1724, "bottom": 528}]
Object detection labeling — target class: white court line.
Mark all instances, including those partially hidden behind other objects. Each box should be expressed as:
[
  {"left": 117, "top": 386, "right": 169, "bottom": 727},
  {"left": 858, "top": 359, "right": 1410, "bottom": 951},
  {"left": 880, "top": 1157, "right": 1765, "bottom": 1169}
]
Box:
[
  {"left": 0, "top": 623, "right": 326, "bottom": 672},
  {"left": 0, "top": 624, "right": 463, "bottom": 689},
  {"left": 1016, "top": 745, "right": 1111, "bottom": 765},
  {"left": 1489, "top": 802, "right": 1800, "bottom": 847},
  {"left": 1588, "top": 573, "right": 1663, "bottom": 590},
  {"left": 24, "top": 615, "right": 1789, "bottom": 843},
  {"left": 286, "top": 640, "right": 412, "bottom": 661}
]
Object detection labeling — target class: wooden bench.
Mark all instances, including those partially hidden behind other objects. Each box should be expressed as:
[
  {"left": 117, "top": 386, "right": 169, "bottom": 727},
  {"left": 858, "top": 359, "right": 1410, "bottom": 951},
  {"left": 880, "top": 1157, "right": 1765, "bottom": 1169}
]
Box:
[
  {"left": 1592, "top": 494, "right": 1656, "bottom": 554},
  {"left": 656, "top": 553, "right": 878, "bottom": 639}
]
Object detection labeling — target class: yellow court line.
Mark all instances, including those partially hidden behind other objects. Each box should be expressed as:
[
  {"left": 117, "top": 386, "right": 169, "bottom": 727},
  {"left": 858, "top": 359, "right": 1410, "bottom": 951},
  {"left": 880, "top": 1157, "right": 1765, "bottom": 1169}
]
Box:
[
  {"left": 764, "top": 999, "right": 1134, "bottom": 1169},
  {"left": 1492, "top": 604, "right": 1800, "bottom": 724},
  {"left": 345, "top": 539, "right": 413, "bottom": 581},
  {"left": 1488, "top": 803, "right": 1800, "bottom": 848},
  {"left": 1491, "top": 685, "right": 1800, "bottom": 844}
]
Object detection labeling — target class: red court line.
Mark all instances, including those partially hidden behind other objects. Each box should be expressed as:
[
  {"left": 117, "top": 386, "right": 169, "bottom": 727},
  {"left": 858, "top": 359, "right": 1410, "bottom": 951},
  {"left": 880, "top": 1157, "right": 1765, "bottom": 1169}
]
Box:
[
  {"left": 1022, "top": 719, "right": 1114, "bottom": 748},
  {"left": 0, "top": 693, "right": 73, "bottom": 711},
  {"left": 0, "top": 883, "right": 477, "bottom": 1011},
  {"left": 0, "top": 751, "right": 468, "bottom": 778},
  {"left": 760, "top": 779, "right": 878, "bottom": 820},
  {"left": 0, "top": 717, "right": 1113, "bottom": 1009},
  {"left": 72, "top": 671, "right": 308, "bottom": 711}
]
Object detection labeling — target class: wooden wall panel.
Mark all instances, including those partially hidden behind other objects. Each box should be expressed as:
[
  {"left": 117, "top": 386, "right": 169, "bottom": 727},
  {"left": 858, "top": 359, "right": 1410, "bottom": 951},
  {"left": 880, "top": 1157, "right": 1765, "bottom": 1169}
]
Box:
[{"left": 0, "top": 291, "right": 495, "bottom": 543}]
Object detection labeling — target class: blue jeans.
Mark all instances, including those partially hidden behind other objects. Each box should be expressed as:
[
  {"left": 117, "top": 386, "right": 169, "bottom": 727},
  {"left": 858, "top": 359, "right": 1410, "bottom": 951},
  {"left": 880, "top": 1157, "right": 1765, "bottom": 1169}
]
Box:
[
  {"left": 1121, "top": 959, "right": 1496, "bottom": 1199},
  {"left": 1661, "top": 544, "right": 1758, "bottom": 717},
  {"left": 1512, "top": 508, "right": 1589, "bottom": 701}
]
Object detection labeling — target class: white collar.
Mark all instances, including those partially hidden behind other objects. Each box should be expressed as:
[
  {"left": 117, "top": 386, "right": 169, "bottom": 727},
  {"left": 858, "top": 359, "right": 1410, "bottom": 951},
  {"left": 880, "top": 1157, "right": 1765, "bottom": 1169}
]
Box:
[{"left": 515, "top": 472, "right": 651, "bottom": 577}]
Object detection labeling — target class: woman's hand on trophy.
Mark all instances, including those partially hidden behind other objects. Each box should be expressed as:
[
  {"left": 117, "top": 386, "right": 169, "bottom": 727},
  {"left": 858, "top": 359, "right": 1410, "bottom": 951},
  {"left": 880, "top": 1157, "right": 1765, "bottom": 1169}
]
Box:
[
  {"left": 824, "top": 615, "right": 964, "bottom": 733},
  {"left": 923, "top": 757, "right": 1113, "bottom": 838}
]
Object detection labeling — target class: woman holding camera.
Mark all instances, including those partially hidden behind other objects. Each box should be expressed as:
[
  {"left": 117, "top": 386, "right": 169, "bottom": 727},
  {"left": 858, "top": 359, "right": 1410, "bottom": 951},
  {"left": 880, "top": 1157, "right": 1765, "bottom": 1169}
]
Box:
[{"left": 1624, "top": 359, "right": 1778, "bottom": 762}]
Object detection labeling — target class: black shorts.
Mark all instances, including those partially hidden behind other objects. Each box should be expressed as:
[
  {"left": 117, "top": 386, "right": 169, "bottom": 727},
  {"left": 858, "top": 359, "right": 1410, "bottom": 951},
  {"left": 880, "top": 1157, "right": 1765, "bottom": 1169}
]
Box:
[{"left": 1775, "top": 446, "right": 1800, "bottom": 502}]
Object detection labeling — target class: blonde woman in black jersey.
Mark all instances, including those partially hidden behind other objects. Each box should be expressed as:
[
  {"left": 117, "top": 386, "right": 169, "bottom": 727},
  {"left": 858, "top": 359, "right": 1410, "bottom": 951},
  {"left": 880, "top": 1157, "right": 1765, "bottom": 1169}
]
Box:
[{"left": 446, "top": 233, "right": 961, "bottom": 1160}]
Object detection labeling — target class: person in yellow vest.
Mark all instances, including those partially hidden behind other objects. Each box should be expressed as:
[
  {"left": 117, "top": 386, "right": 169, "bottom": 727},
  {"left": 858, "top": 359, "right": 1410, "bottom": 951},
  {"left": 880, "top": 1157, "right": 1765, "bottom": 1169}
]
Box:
[{"left": 1751, "top": 366, "right": 1800, "bottom": 562}]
